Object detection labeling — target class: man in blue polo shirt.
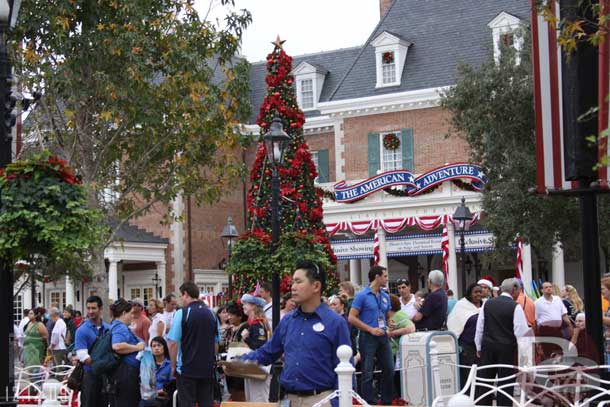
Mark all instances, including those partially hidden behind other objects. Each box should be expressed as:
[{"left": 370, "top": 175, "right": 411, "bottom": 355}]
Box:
[
  {"left": 168, "top": 281, "right": 217, "bottom": 407},
  {"left": 241, "top": 260, "right": 351, "bottom": 407},
  {"left": 348, "top": 265, "right": 393, "bottom": 405},
  {"left": 74, "top": 296, "right": 110, "bottom": 407}
]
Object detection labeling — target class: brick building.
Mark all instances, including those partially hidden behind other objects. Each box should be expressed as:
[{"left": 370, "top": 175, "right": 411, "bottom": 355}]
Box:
[{"left": 18, "top": 0, "right": 552, "bottom": 315}]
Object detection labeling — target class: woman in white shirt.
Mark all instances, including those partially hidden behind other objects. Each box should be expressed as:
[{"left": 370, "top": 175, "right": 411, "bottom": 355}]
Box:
[{"left": 146, "top": 299, "right": 166, "bottom": 347}]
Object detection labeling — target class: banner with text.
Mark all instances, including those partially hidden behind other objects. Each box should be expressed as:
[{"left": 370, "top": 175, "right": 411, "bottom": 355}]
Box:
[
  {"left": 331, "top": 231, "right": 495, "bottom": 260},
  {"left": 333, "top": 163, "right": 487, "bottom": 203}
]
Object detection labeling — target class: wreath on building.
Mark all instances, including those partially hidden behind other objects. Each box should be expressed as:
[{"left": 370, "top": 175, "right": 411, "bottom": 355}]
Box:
[
  {"left": 383, "top": 51, "right": 394, "bottom": 64},
  {"left": 383, "top": 133, "right": 400, "bottom": 150}
]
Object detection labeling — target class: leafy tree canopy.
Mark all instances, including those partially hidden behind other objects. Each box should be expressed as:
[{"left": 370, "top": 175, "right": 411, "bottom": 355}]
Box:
[
  {"left": 440, "top": 30, "right": 610, "bottom": 264},
  {"left": 14, "top": 0, "right": 253, "bottom": 228}
]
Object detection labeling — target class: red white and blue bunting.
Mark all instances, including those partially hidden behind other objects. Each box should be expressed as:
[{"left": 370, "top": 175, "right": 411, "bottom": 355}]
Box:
[
  {"left": 333, "top": 163, "right": 487, "bottom": 203},
  {"left": 325, "top": 212, "right": 482, "bottom": 237}
]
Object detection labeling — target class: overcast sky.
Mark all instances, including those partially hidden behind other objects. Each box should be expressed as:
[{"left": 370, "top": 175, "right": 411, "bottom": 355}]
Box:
[{"left": 194, "top": 0, "right": 380, "bottom": 62}]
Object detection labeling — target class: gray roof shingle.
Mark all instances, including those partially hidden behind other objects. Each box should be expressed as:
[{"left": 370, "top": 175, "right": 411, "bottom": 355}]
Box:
[
  {"left": 248, "top": 46, "right": 362, "bottom": 123},
  {"left": 112, "top": 222, "right": 168, "bottom": 244},
  {"left": 246, "top": 0, "right": 530, "bottom": 123},
  {"left": 328, "top": 0, "right": 531, "bottom": 101}
]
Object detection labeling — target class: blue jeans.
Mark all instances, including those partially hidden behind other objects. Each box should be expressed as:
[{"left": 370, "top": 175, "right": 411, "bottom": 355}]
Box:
[{"left": 358, "top": 332, "right": 394, "bottom": 405}]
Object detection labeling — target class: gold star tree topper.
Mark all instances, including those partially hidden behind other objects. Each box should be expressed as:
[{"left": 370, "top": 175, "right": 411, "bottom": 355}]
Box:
[{"left": 271, "top": 35, "right": 286, "bottom": 50}]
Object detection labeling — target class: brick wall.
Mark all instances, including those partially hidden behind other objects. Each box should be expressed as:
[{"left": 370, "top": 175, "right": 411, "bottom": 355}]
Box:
[{"left": 342, "top": 107, "right": 470, "bottom": 179}]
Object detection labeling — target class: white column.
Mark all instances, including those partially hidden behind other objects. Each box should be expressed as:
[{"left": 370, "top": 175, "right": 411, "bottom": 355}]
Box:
[
  {"left": 170, "top": 193, "right": 185, "bottom": 294},
  {"left": 522, "top": 243, "right": 533, "bottom": 296},
  {"left": 108, "top": 260, "right": 118, "bottom": 302},
  {"left": 552, "top": 242, "right": 565, "bottom": 288},
  {"left": 377, "top": 227, "right": 388, "bottom": 268},
  {"left": 360, "top": 259, "right": 371, "bottom": 288},
  {"left": 349, "top": 259, "right": 361, "bottom": 286},
  {"left": 446, "top": 223, "right": 459, "bottom": 295},
  {"left": 156, "top": 261, "right": 166, "bottom": 299},
  {"left": 65, "top": 275, "right": 74, "bottom": 308}
]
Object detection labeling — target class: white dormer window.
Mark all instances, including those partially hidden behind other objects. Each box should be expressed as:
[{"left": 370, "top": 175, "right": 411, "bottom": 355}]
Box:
[
  {"left": 372, "top": 31, "right": 411, "bottom": 88},
  {"left": 300, "top": 79, "right": 314, "bottom": 109},
  {"left": 488, "top": 12, "right": 524, "bottom": 63},
  {"left": 293, "top": 62, "right": 328, "bottom": 111}
]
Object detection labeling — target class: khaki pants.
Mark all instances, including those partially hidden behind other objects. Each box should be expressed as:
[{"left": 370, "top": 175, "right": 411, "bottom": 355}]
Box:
[{"left": 285, "top": 390, "right": 332, "bottom": 407}]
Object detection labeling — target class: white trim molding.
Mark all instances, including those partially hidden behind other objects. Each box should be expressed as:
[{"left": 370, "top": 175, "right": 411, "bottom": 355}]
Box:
[
  {"left": 104, "top": 241, "right": 168, "bottom": 263},
  {"left": 318, "top": 86, "right": 448, "bottom": 118}
]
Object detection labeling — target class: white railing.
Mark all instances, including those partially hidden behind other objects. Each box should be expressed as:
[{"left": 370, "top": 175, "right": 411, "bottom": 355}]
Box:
[
  {"left": 15, "top": 365, "right": 75, "bottom": 406},
  {"left": 432, "top": 363, "right": 610, "bottom": 407}
]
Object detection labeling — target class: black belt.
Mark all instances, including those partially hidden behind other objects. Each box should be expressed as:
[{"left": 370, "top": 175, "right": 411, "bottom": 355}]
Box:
[{"left": 286, "top": 388, "right": 332, "bottom": 397}]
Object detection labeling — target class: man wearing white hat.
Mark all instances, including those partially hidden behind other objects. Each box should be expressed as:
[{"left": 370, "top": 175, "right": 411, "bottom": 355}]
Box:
[{"left": 477, "top": 279, "right": 493, "bottom": 301}]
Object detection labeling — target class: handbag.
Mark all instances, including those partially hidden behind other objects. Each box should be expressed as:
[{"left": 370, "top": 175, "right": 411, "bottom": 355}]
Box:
[{"left": 67, "top": 363, "right": 84, "bottom": 391}]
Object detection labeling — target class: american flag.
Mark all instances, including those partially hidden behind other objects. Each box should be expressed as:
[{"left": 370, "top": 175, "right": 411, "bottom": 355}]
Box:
[
  {"left": 373, "top": 230, "right": 380, "bottom": 266},
  {"left": 532, "top": 0, "right": 610, "bottom": 191},
  {"left": 441, "top": 225, "right": 449, "bottom": 289},
  {"left": 515, "top": 236, "right": 523, "bottom": 279}
]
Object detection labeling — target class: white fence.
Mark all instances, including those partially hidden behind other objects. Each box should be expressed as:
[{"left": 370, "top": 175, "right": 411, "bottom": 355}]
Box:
[
  {"left": 14, "top": 364, "right": 75, "bottom": 406},
  {"left": 432, "top": 362, "right": 610, "bottom": 407}
]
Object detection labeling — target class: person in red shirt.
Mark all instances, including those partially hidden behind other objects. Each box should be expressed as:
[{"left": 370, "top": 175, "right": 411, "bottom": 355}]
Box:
[{"left": 130, "top": 298, "right": 151, "bottom": 344}]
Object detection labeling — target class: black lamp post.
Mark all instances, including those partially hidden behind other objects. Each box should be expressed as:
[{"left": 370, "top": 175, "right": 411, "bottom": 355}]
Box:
[
  {"left": 152, "top": 272, "right": 162, "bottom": 298},
  {"left": 0, "top": 1, "right": 21, "bottom": 404},
  {"left": 263, "top": 114, "right": 291, "bottom": 402},
  {"left": 453, "top": 197, "right": 473, "bottom": 296},
  {"left": 221, "top": 216, "right": 239, "bottom": 299},
  {"left": 263, "top": 115, "right": 291, "bottom": 329}
]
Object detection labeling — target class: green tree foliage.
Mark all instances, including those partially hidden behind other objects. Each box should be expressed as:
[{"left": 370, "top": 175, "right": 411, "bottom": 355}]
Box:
[
  {"left": 441, "top": 30, "right": 589, "bottom": 263},
  {"left": 10, "top": 0, "right": 253, "bottom": 285},
  {"left": 0, "top": 152, "right": 105, "bottom": 286},
  {"left": 14, "top": 0, "right": 252, "bottom": 224}
]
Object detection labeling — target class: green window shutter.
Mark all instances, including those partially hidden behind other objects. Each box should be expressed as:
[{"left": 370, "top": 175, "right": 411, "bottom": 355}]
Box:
[
  {"left": 368, "top": 132, "right": 380, "bottom": 177},
  {"left": 317, "top": 149, "right": 329, "bottom": 183},
  {"left": 401, "top": 128, "right": 414, "bottom": 171}
]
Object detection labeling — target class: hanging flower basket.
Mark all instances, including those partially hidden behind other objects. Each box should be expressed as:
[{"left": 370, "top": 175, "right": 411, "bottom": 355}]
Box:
[
  {"left": 0, "top": 151, "right": 104, "bottom": 264},
  {"left": 383, "top": 133, "right": 400, "bottom": 150},
  {"left": 383, "top": 51, "right": 394, "bottom": 64}
]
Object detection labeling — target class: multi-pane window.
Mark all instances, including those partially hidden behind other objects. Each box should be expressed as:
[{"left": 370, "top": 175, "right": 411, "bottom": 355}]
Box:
[
  {"left": 311, "top": 151, "right": 319, "bottom": 182},
  {"left": 130, "top": 287, "right": 154, "bottom": 304},
  {"left": 382, "top": 52, "right": 396, "bottom": 84},
  {"left": 200, "top": 284, "right": 216, "bottom": 294},
  {"left": 300, "top": 79, "right": 314, "bottom": 109},
  {"left": 380, "top": 132, "right": 402, "bottom": 171},
  {"left": 50, "top": 291, "right": 66, "bottom": 309},
  {"left": 14, "top": 294, "right": 23, "bottom": 324}
]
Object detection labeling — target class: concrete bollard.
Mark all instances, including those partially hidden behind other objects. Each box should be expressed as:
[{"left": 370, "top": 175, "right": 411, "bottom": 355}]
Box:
[
  {"left": 447, "top": 394, "right": 475, "bottom": 407},
  {"left": 41, "top": 380, "right": 62, "bottom": 406},
  {"left": 335, "top": 345, "right": 355, "bottom": 407}
]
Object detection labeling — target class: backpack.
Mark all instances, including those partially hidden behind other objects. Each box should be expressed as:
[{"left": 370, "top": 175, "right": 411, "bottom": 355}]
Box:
[{"left": 90, "top": 326, "right": 120, "bottom": 376}]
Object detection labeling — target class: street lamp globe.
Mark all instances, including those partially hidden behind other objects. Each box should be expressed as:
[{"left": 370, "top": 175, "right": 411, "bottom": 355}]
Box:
[
  {"left": 453, "top": 196, "right": 473, "bottom": 232},
  {"left": 263, "top": 115, "right": 291, "bottom": 167},
  {"left": 221, "top": 216, "right": 239, "bottom": 250}
]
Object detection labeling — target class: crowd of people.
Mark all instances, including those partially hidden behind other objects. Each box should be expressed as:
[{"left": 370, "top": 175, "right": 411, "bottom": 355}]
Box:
[{"left": 15, "top": 261, "right": 607, "bottom": 407}]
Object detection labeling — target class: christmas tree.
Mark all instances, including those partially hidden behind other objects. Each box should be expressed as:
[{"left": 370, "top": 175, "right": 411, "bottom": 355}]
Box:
[{"left": 227, "top": 37, "right": 338, "bottom": 296}]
